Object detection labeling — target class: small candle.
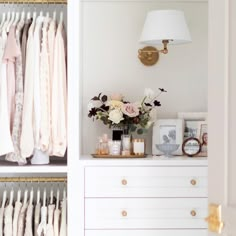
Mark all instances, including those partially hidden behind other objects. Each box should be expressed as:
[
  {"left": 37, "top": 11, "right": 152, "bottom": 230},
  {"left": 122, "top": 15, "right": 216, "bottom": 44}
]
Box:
[{"left": 133, "top": 139, "right": 145, "bottom": 155}]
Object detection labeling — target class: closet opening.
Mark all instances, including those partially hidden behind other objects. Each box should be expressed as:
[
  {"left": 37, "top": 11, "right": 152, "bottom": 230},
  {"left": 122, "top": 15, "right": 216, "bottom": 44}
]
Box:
[{"left": 0, "top": 0, "right": 68, "bottom": 167}]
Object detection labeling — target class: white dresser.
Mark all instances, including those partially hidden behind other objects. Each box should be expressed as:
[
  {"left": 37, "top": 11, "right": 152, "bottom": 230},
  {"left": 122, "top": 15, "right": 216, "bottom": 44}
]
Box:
[{"left": 80, "top": 156, "right": 208, "bottom": 236}]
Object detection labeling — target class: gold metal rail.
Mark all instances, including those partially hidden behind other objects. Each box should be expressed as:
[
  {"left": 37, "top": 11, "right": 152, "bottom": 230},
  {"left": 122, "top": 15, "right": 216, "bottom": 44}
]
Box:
[
  {"left": 0, "top": 0, "right": 67, "bottom": 4},
  {"left": 0, "top": 177, "right": 67, "bottom": 182}
]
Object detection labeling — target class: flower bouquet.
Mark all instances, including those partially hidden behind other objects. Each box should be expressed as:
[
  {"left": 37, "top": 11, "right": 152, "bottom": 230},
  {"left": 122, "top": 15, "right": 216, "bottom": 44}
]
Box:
[{"left": 88, "top": 88, "right": 167, "bottom": 135}]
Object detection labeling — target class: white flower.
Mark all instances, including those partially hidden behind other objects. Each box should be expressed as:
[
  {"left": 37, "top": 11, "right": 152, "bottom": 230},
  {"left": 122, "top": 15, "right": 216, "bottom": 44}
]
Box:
[
  {"left": 108, "top": 109, "right": 124, "bottom": 124},
  {"left": 144, "top": 88, "right": 155, "bottom": 99},
  {"left": 87, "top": 100, "right": 103, "bottom": 111}
]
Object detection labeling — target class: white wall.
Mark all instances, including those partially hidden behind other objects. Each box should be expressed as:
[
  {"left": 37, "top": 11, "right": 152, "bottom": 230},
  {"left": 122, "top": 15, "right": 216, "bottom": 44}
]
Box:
[{"left": 81, "top": 1, "right": 208, "bottom": 154}]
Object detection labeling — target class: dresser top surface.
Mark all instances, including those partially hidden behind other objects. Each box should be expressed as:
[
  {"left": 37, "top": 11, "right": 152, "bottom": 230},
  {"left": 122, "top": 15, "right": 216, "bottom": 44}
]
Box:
[{"left": 79, "top": 155, "right": 208, "bottom": 166}]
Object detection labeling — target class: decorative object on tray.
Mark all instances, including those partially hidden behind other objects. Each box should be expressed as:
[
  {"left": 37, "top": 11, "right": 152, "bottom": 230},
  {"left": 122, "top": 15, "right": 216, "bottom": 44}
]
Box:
[
  {"left": 197, "top": 122, "right": 207, "bottom": 156},
  {"left": 182, "top": 137, "right": 201, "bottom": 157},
  {"left": 177, "top": 112, "right": 207, "bottom": 140},
  {"left": 152, "top": 119, "right": 184, "bottom": 155},
  {"left": 94, "top": 133, "right": 146, "bottom": 158},
  {"left": 88, "top": 88, "right": 167, "bottom": 138},
  {"left": 177, "top": 112, "right": 208, "bottom": 157},
  {"left": 155, "top": 144, "right": 180, "bottom": 157}
]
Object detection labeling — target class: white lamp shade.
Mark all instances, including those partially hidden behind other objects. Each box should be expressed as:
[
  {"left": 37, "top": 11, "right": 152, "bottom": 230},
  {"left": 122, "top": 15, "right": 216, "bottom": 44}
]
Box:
[{"left": 139, "top": 10, "right": 192, "bottom": 45}]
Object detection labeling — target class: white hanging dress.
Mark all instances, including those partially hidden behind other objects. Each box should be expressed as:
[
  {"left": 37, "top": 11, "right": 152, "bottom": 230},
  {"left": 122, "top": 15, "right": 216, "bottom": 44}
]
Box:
[{"left": 0, "top": 23, "right": 14, "bottom": 155}]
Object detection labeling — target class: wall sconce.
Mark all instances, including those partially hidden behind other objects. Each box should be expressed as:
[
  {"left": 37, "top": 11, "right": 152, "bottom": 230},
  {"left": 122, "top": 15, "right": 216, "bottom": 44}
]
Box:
[{"left": 138, "top": 10, "right": 192, "bottom": 66}]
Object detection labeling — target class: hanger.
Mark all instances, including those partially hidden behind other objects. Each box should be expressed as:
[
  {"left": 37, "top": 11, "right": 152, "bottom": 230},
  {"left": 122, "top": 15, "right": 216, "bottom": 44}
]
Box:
[
  {"left": 13, "top": 12, "right": 20, "bottom": 26},
  {"left": 21, "top": 9, "right": 26, "bottom": 22},
  {"left": 7, "top": 11, "right": 15, "bottom": 32},
  {"left": 53, "top": 11, "right": 57, "bottom": 22},
  {"left": 23, "top": 189, "right": 28, "bottom": 205},
  {"left": 59, "top": 11, "right": 63, "bottom": 24},
  {"left": 1, "top": 11, "right": 11, "bottom": 32},
  {"left": 29, "top": 188, "right": 34, "bottom": 205},
  {"left": 0, "top": 12, "right": 6, "bottom": 29},
  {"left": 43, "top": 188, "right": 46, "bottom": 207},
  {"left": 63, "top": 188, "right": 66, "bottom": 200},
  {"left": 36, "top": 187, "right": 40, "bottom": 204},
  {"left": 17, "top": 189, "right": 21, "bottom": 203},
  {"left": 9, "top": 188, "right": 14, "bottom": 206},
  {"left": 56, "top": 188, "right": 60, "bottom": 210},
  {"left": 50, "top": 185, "right": 53, "bottom": 205},
  {"left": 1, "top": 190, "right": 7, "bottom": 208},
  {"left": 27, "top": 11, "right": 31, "bottom": 20}
]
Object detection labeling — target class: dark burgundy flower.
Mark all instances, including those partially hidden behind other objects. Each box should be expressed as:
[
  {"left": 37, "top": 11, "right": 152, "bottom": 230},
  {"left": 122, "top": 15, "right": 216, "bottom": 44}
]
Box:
[
  {"left": 144, "top": 103, "right": 152, "bottom": 107},
  {"left": 101, "top": 95, "right": 108, "bottom": 103},
  {"left": 100, "top": 104, "right": 109, "bottom": 111},
  {"left": 159, "top": 88, "right": 167, "bottom": 92},
  {"left": 133, "top": 117, "right": 140, "bottom": 124},
  {"left": 154, "top": 100, "right": 161, "bottom": 106},
  {"left": 88, "top": 108, "right": 97, "bottom": 117}
]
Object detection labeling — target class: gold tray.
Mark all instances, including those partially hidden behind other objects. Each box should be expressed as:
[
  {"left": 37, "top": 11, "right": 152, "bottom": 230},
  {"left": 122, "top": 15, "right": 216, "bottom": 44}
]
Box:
[{"left": 91, "top": 154, "right": 147, "bottom": 158}]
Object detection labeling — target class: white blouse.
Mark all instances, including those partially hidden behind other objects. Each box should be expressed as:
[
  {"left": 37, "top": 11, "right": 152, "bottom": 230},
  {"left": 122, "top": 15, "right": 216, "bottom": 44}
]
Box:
[{"left": 51, "top": 21, "right": 67, "bottom": 157}]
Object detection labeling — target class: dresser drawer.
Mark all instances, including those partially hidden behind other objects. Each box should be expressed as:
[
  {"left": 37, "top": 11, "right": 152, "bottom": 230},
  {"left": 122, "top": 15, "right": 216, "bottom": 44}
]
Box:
[
  {"left": 85, "top": 230, "right": 207, "bottom": 236},
  {"left": 85, "top": 198, "right": 208, "bottom": 229},
  {"left": 85, "top": 166, "right": 207, "bottom": 197}
]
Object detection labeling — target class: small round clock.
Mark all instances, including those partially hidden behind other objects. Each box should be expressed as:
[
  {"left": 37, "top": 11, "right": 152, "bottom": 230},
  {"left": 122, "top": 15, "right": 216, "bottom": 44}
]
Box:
[{"left": 182, "top": 138, "right": 201, "bottom": 157}]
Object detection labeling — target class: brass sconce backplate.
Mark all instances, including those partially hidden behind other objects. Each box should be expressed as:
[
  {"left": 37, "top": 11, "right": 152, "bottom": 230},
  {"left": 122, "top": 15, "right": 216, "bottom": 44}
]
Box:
[{"left": 138, "top": 46, "right": 159, "bottom": 66}]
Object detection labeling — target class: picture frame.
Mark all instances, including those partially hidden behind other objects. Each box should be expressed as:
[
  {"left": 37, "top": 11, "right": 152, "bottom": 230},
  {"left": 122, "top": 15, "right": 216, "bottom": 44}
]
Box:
[
  {"left": 177, "top": 112, "right": 208, "bottom": 140},
  {"left": 197, "top": 122, "right": 208, "bottom": 156},
  {"left": 152, "top": 119, "right": 184, "bottom": 155}
]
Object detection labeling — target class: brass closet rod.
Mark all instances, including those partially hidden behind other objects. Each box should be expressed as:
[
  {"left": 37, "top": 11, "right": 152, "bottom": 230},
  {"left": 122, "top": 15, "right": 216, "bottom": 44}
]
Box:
[
  {"left": 0, "top": 0, "right": 67, "bottom": 4},
  {"left": 0, "top": 177, "right": 67, "bottom": 182}
]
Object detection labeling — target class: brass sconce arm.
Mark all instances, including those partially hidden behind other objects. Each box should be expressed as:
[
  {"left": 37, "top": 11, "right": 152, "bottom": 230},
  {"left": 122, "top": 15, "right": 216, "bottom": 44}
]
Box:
[{"left": 138, "top": 40, "right": 170, "bottom": 66}]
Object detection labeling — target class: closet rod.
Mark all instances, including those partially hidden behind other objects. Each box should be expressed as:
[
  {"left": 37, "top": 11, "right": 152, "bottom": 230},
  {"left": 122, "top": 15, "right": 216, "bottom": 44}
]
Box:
[
  {"left": 0, "top": 177, "right": 67, "bottom": 182},
  {"left": 0, "top": 0, "right": 67, "bottom": 4}
]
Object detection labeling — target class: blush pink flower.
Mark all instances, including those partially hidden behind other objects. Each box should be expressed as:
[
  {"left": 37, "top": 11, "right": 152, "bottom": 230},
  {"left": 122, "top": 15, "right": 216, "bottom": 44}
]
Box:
[{"left": 122, "top": 103, "right": 140, "bottom": 117}]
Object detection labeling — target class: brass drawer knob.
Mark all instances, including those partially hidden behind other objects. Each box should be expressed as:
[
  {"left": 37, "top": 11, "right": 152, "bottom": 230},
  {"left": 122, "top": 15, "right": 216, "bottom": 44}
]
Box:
[
  {"left": 190, "top": 179, "right": 197, "bottom": 186},
  {"left": 122, "top": 210, "right": 127, "bottom": 217},
  {"left": 122, "top": 179, "right": 127, "bottom": 186},
  {"left": 191, "top": 210, "right": 197, "bottom": 217}
]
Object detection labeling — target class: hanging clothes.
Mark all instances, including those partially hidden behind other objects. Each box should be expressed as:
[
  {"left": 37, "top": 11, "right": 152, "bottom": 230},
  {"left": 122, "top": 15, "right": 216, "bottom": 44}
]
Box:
[
  {"left": 0, "top": 23, "right": 14, "bottom": 156},
  {"left": 21, "top": 18, "right": 32, "bottom": 85},
  {"left": 34, "top": 201, "right": 41, "bottom": 236},
  {"left": 13, "top": 201, "right": 22, "bottom": 236},
  {"left": 17, "top": 201, "right": 28, "bottom": 236},
  {"left": 53, "top": 207, "right": 61, "bottom": 236},
  {"left": 20, "top": 15, "right": 37, "bottom": 158},
  {"left": 0, "top": 202, "right": 5, "bottom": 236},
  {"left": 51, "top": 20, "right": 67, "bottom": 157},
  {"left": 24, "top": 202, "right": 34, "bottom": 236},
  {"left": 3, "top": 25, "right": 21, "bottom": 133},
  {"left": 37, "top": 205, "right": 47, "bottom": 236},
  {"left": 40, "top": 18, "right": 51, "bottom": 153},
  {"left": 6, "top": 19, "right": 26, "bottom": 165},
  {"left": 46, "top": 204, "right": 55, "bottom": 236},
  {"left": 4, "top": 203, "right": 13, "bottom": 236},
  {"left": 59, "top": 198, "right": 67, "bottom": 236}
]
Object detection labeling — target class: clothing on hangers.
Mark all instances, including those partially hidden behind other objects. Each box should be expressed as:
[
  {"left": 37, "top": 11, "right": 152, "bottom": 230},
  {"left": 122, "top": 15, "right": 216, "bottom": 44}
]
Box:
[{"left": 0, "top": 3, "right": 67, "bottom": 163}]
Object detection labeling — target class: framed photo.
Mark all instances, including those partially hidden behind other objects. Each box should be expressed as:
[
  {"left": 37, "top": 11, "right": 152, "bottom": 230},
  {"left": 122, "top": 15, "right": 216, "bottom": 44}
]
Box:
[
  {"left": 177, "top": 112, "right": 207, "bottom": 140},
  {"left": 197, "top": 122, "right": 208, "bottom": 156},
  {"left": 152, "top": 119, "right": 184, "bottom": 155}
]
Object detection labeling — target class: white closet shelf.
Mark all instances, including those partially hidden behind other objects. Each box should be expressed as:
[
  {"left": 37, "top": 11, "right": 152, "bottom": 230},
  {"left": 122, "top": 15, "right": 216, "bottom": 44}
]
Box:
[
  {"left": 0, "top": 161, "right": 67, "bottom": 173},
  {"left": 80, "top": 154, "right": 208, "bottom": 166}
]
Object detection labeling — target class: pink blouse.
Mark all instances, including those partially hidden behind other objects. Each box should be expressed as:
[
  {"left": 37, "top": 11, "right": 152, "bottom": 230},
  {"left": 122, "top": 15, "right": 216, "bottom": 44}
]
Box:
[{"left": 3, "top": 26, "right": 21, "bottom": 133}]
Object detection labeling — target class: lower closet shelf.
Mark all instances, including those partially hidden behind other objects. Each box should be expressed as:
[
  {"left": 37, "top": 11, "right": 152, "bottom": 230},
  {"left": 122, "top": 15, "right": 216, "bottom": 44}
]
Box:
[{"left": 85, "top": 230, "right": 207, "bottom": 236}]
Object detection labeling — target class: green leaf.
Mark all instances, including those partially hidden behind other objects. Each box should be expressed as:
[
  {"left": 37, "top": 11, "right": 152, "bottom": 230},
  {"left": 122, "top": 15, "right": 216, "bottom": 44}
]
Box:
[
  {"left": 130, "top": 125, "right": 137, "bottom": 132},
  {"left": 137, "top": 128, "right": 144, "bottom": 135}
]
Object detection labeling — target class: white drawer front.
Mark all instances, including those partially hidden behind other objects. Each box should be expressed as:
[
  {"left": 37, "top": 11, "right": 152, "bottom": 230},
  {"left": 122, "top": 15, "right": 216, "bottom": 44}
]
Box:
[
  {"left": 85, "top": 198, "right": 208, "bottom": 229},
  {"left": 85, "top": 230, "right": 207, "bottom": 236},
  {"left": 85, "top": 166, "right": 208, "bottom": 197}
]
